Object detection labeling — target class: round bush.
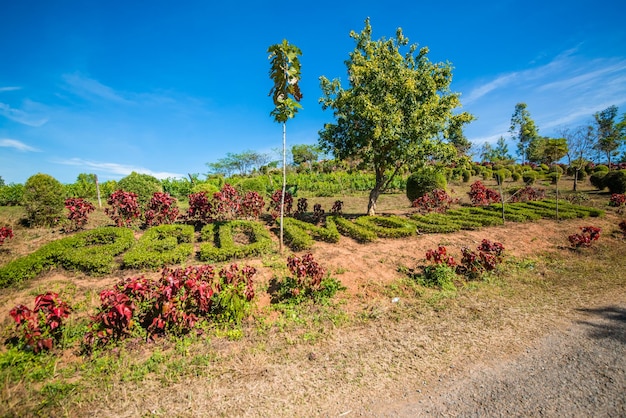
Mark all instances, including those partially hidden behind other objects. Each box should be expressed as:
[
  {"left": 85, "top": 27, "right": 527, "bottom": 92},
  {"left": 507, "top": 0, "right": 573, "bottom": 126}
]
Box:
[
  {"left": 511, "top": 171, "right": 521, "bottom": 182},
  {"left": 594, "top": 165, "right": 609, "bottom": 173},
  {"left": 603, "top": 170, "right": 626, "bottom": 194},
  {"left": 522, "top": 171, "right": 537, "bottom": 185},
  {"left": 236, "top": 177, "right": 267, "bottom": 195},
  {"left": 116, "top": 172, "right": 163, "bottom": 204},
  {"left": 462, "top": 170, "right": 471, "bottom": 183},
  {"left": 406, "top": 169, "right": 447, "bottom": 202},
  {"left": 192, "top": 182, "right": 220, "bottom": 195},
  {"left": 589, "top": 173, "right": 606, "bottom": 190},
  {"left": 23, "top": 173, "right": 65, "bottom": 227}
]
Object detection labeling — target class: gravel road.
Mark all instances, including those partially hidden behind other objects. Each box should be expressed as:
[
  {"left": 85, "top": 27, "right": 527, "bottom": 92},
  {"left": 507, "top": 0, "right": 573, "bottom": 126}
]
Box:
[{"left": 381, "top": 304, "right": 626, "bottom": 417}]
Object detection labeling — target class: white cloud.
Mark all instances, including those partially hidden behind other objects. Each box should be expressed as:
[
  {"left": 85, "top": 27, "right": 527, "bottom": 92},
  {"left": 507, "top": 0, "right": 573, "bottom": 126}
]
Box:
[
  {"left": 62, "top": 73, "right": 132, "bottom": 104},
  {"left": 57, "top": 158, "right": 185, "bottom": 180},
  {"left": 0, "top": 102, "right": 49, "bottom": 127},
  {"left": 0, "top": 138, "right": 40, "bottom": 152},
  {"left": 0, "top": 86, "right": 21, "bottom": 92}
]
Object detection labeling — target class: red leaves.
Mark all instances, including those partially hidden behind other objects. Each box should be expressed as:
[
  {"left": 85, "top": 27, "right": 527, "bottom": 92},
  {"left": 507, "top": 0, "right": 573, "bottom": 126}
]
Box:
[
  {"left": 144, "top": 192, "right": 180, "bottom": 226},
  {"left": 412, "top": 189, "right": 457, "bottom": 213},
  {"left": 64, "top": 198, "right": 95, "bottom": 231},
  {"left": 287, "top": 253, "right": 326, "bottom": 292},
  {"left": 425, "top": 239, "right": 505, "bottom": 280},
  {"left": 0, "top": 226, "right": 14, "bottom": 245},
  {"left": 468, "top": 181, "right": 501, "bottom": 206},
  {"left": 187, "top": 185, "right": 265, "bottom": 224},
  {"left": 568, "top": 226, "right": 601, "bottom": 248},
  {"left": 105, "top": 190, "right": 141, "bottom": 227},
  {"left": 9, "top": 292, "right": 71, "bottom": 353},
  {"left": 268, "top": 189, "right": 293, "bottom": 220},
  {"left": 609, "top": 194, "right": 625, "bottom": 213},
  {"left": 425, "top": 246, "right": 456, "bottom": 267},
  {"left": 509, "top": 186, "right": 546, "bottom": 203}
]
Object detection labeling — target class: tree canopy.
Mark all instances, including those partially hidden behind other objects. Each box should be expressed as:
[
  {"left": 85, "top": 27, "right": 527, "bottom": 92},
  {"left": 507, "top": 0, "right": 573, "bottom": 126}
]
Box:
[
  {"left": 509, "top": 103, "right": 539, "bottom": 164},
  {"left": 207, "top": 151, "right": 270, "bottom": 177},
  {"left": 593, "top": 105, "right": 625, "bottom": 168},
  {"left": 318, "top": 18, "right": 468, "bottom": 215}
]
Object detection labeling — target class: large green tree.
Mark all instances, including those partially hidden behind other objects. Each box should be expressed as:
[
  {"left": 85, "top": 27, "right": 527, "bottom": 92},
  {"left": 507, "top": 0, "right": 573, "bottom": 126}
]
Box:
[
  {"left": 291, "top": 144, "right": 320, "bottom": 167},
  {"left": 319, "top": 19, "right": 466, "bottom": 215},
  {"left": 509, "top": 103, "right": 539, "bottom": 165},
  {"left": 561, "top": 125, "right": 595, "bottom": 191},
  {"left": 593, "top": 105, "right": 625, "bottom": 168},
  {"left": 207, "top": 150, "right": 270, "bottom": 177},
  {"left": 480, "top": 137, "right": 512, "bottom": 163}
]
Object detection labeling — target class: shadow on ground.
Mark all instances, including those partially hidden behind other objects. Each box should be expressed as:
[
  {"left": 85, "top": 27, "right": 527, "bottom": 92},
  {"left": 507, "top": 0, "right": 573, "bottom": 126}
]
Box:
[{"left": 576, "top": 305, "right": 626, "bottom": 345}]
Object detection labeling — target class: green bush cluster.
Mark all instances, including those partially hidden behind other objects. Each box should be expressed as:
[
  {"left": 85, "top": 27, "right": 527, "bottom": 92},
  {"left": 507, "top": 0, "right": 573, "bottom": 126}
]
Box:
[
  {"left": 354, "top": 215, "right": 415, "bottom": 238},
  {"left": 116, "top": 172, "right": 163, "bottom": 204},
  {"left": 198, "top": 220, "right": 273, "bottom": 262},
  {"left": 123, "top": 224, "right": 194, "bottom": 269},
  {"left": 281, "top": 217, "right": 341, "bottom": 250},
  {"left": 0, "top": 227, "right": 135, "bottom": 287},
  {"left": 23, "top": 174, "right": 65, "bottom": 227},
  {"left": 330, "top": 216, "right": 378, "bottom": 243},
  {"left": 406, "top": 169, "right": 447, "bottom": 202}
]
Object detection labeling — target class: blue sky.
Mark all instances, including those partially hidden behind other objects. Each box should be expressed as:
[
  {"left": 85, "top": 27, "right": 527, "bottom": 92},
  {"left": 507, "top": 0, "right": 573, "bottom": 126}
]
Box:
[{"left": 1, "top": 0, "right": 625, "bottom": 184}]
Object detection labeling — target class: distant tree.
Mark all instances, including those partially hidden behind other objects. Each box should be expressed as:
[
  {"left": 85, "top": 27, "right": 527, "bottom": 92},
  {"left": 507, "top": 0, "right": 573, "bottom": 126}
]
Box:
[
  {"left": 0, "top": 176, "right": 4, "bottom": 188},
  {"left": 23, "top": 173, "right": 65, "bottom": 227},
  {"left": 291, "top": 144, "right": 320, "bottom": 167},
  {"left": 481, "top": 137, "right": 512, "bottom": 162},
  {"left": 593, "top": 105, "right": 625, "bottom": 168},
  {"left": 268, "top": 39, "right": 303, "bottom": 252},
  {"left": 509, "top": 103, "right": 539, "bottom": 164},
  {"left": 561, "top": 125, "right": 595, "bottom": 191},
  {"left": 319, "top": 18, "right": 462, "bottom": 215},
  {"left": 66, "top": 173, "right": 97, "bottom": 199},
  {"left": 445, "top": 112, "right": 475, "bottom": 156},
  {"left": 207, "top": 150, "right": 270, "bottom": 177},
  {"left": 116, "top": 172, "right": 162, "bottom": 205}
]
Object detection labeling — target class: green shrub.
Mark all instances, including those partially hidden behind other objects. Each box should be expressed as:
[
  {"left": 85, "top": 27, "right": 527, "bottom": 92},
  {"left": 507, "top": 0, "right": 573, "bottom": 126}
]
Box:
[
  {"left": 281, "top": 217, "right": 340, "bottom": 251},
  {"left": 522, "top": 171, "right": 537, "bottom": 185},
  {"left": 589, "top": 173, "right": 606, "bottom": 190},
  {"left": 22, "top": 173, "right": 65, "bottom": 227},
  {"left": 594, "top": 165, "right": 609, "bottom": 173},
  {"left": 547, "top": 172, "right": 562, "bottom": 184},
  {"left": 420, "top": 264, "right": 457, "bottom": 291},
  {"left": 354, "top": 215, "right": 415, "bottom": 238},
  {"left": 406, "top": 169, "right": 447, "bottom": 202},
  {"left": 198, "top": 220, "right": 273, "bottom": 262},
  {"left": 0, "top": 183, "right": 25, "bottom": 206},
  {"left": 330, "top": 216, "right": 378, "bottom": 243},
  {"left": 602, "top": 170, "right": 626, "bottom": 194},
  {"left": 462, "top": 170, "right": 471, "bottom": 183},
  {"left": 511, "top": 171, "right": 521, "bottom": 182},
  {"left": 493, "top": 169, "right": 510, "bottom": 185},
  {"left": 123, "top": 224, "right": 194, "bottom": 269},
  {"left": 482, "top": 169, "right": 493, "bottom": 181},
  {"left": 116, "top": 172, "right": 163, "bottom": 204},
  {"left": 192, "top": 182, "right": 220, "bottom": 195},
  {"left": 235, "top": 177, "right": 267, "bottom": 195}
]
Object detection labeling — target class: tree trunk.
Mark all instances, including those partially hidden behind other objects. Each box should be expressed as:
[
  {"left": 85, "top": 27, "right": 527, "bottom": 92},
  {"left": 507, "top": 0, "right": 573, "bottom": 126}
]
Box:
[
  {"left": 367, "top": 172, "right": 385, "bottom": 215},
  {"left": 573, "top": 169, "right": 578, "bottom": 192}
]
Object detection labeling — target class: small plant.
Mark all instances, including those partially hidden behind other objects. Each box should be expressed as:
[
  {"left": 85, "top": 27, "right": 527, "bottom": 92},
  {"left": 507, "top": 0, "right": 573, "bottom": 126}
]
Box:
[
  {"left": 64, "top": 197, "right": 95, "bottom": 231},
  {"left": 312, "top": 203, "right": 325, "bottom": 223},
  {"left": 186, "top": 191, "right": 214, "bottom": 224},
  {"left": 295, "top": 197, "right": 308, "bottom": 216},
  {"left": 274, "top": 253, "right": 343, "bottom": 303},
  {"left": 187, "top": 185, "right": 265, "bottom": 224},
  {"left": 411, "top": 189, "right": 457, "bottom": 213},
  {"left": 0, "top": 226, "right": 14, "bottom": 246},
  {"left": 105, "top": 190, "right": 141, "bottom": 227},
  {"left": 509, "top": 186, "right": 546, "bottom": 203},
  {"left": 331, "top": 200, "right": 343, "bottom": 214},
  {"left": 144, "top": 192, "right": 179, "bottom": 226},
  {"left": 609, "top": 193, "right": 626, "bottom": 214},
  {"left": 268, "top": 189, "right": 293, "bottom": 220},
  {"left": 468, "top": 181, "right": 501, "bottom": 206},
  {"left": 8, "top": 292, "right": 72, "bottom": 353},
  {"left": 568, "top": 226, "right": 601, "bottom": 248},
  {"left": 425, "top": 246, "right": 456, "bottom": 267}
]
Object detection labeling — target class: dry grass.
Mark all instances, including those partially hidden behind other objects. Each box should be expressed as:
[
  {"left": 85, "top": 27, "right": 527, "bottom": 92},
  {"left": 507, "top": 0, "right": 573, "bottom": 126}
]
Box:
[{"left": 0, "top": 177, "right": 625, "bottom": 417}]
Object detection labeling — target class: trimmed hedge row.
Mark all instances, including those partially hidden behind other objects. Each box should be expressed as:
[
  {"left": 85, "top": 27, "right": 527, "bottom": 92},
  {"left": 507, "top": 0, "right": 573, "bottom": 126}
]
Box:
[
  {"left": 123, "top": 224, "right": 194, "bottom": 270},
  {"left": 199, "top": 220, "right": 273, "bottom": 262}
]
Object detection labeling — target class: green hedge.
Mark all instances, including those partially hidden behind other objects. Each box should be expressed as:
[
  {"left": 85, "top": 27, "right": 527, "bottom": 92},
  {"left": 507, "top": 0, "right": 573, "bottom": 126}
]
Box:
[
  {"left": 281, "top": 217, "right": 341, "bottom": 251},
  {"left": 123, "top": 224, "right": 194, "bottom": 269},
  {"left": 354, "top": 215, "right": 416, "bottom": 238},
  {"left": 199, "top": 220, "right": 274, "bottom": 262},
  {"left": 330, "top": 216, "right": 378, "bottom": 243}
]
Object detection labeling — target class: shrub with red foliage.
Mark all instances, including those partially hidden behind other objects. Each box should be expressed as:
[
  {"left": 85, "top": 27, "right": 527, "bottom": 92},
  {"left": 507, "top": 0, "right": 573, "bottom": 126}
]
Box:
[
  {"left": 64, "top": 198, "right": 96, "bottom": 231},
  {"left": 186, "top": 185, "right": 265, "bottom": 224},
  {"left": 568, "top": 226, "right": 601, "bottom": 248},
  {"left": 105, "top": 190, "right": 141, "bottom": 227},
  {"left": 609, "top": 194, "right": 626, "bottom": 212},
  {"left": 425, "top": 246, "right": 456, "bottom": 267},
  {"left": 287, "top": 253, "right": 326, "bottom": 294},
  {"left": 331, "top": 200, "right": 343, "bottom": 214},
  {"left": 509, "top": 186, "right": 546, "bottom": 203},
  {"left": 0, "top": 226, "right": 14, "bottom": 246},
  {"left": 144, "top": 192, "right": 180, "bottom": 226},
  {"left": 468, "top": 181, "right": 501, "bottom": 206},
  {"left": 268, "top": 189, "right": 293, "bottom": 220},
  {"left": 412, "top": 189, "right": 457, "bottom": 213},
  {"left": 9, "top": 292, "right": 72, "bottom": 353},
  {"left": 187, "top": 191, "right": 214, "bottom": 224}
]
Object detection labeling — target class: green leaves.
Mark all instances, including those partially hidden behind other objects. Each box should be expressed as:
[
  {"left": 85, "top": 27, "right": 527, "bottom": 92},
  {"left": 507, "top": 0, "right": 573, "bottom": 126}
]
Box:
[{"left": 267, "top": 40, "right": 303, "bottom": 123}]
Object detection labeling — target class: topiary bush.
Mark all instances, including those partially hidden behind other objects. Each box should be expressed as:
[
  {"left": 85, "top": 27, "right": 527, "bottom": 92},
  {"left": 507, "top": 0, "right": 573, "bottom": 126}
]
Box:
[
  {"left": 23, "top": 173, "right": 65, "bottom": 227},
  {"left": 589, "top": 172, "right": 606, "bottom": 190},
  {"left": 116, "top": 172, "right": 163, "bottom": 205},
  {"left": 406, "top": 169, "right": 447, "bottom": 203},
  {"left": 602, "top": 170, "right": 626, "bottom": 194}
]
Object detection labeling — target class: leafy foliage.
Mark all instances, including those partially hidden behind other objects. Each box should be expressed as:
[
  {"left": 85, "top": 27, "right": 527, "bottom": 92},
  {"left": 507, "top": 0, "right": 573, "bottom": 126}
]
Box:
[
  {"left": 199, "top": 220, "right": 273, "bottom": 262},
  {"left": 105, "top": 190, "right": 141, "bottom": 227},
  {"left": 23, "top": 173, "right": 65, "bottom": 227},
  {"left": 468, "top": 181, "right": 501, "bottom": 206},
  {"left": 186, "top": 184, "right": 265, "bottom": 224},
  {"left": 0, "top": 226, "right": 14, "bottom": 246},
  {"left": 64, "top": 198, "right": 95, "bottom": 232},
  {"left": 9, "top": 293, "right": 72, "bottom": 353},
  {"left": 568, "top": 226, "right": 601, "bottom": 248},
  {"left": 116, "top": 172, "right": 163, "bottom": 205},
  {"left": 143, "top": 192, "right": 180, "bottom": 226},
  {"left": 508, "top": 186, "right": 546, "bottom": 203},
  {"left": 268, "top": 189, "right": 293, "bottom": 220},
  {"left": 123, "top": 224, "right": 194, "bottom": 270},
  {"left": 406, "top": 169, "right": 448, "bottom": 203},
  {"left": 411, "top": 189, "right": 457, "bottom": 213}
]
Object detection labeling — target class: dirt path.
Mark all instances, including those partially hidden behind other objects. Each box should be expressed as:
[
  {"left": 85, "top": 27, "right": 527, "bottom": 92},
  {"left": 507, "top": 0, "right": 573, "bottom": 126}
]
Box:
[{"left": 379, "top": 301, "right": 626, "bottom": 417}]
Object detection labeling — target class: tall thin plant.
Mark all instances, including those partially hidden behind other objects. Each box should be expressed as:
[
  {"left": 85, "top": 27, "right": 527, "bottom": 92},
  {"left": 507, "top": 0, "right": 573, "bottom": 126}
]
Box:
[{"left": 268, "top": 40, "right": 303, "bottom": 252}]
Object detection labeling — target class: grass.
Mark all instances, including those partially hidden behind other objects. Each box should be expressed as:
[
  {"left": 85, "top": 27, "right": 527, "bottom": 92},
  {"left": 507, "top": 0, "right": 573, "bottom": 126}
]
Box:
[{"left": 0, "top": 176, "right": 625, "bottom": 416}]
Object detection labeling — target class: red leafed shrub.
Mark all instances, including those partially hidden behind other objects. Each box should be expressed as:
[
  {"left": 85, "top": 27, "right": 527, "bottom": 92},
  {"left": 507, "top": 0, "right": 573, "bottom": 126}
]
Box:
[
  {"left": 187, "top": 191, "right": 214, "bottom": 224},
  {"left": 468, "top": 181, "right": 501, "bottom": 206},
  {"left": 295, "top": 198, "right": 308, "bottom": 216},
  {"left": 609, "top": 194, "right": 626, "bottom": 213},
  {"left": 268, "top": 189, "right": 293, "bottom": 220},
  {"left": 64, "top": 197, "right": 95, "bottom": 231},
  {"left": 186, "top": 185, "right": 265, "bottom": 224},
  {"left": 287, "top": 253, "right": 327, "bottom": 295},
  {"left": 331, "top": 200, "right": 343, "bottom": 214},
  {"left": 83, "top": 264, "right": 256, "bottom": 350},
  {"left": 425, "top": 246, "right": 456, "bottom": 267},
  {"left": 412, "top": 189, "right": 458, "bottom": 213},
  {"left": 144, "top": 192, "right": 180, "bottom": 226},
  {"left": 0, "top": 226, "right": 14, "bottom": 246},
  {"left": 105, "top": 190, "right": 141, "bottom": 227},
  {"left": 9, "top": 292, "right": 72, "bottom": 353},
  {"left": 509, "top": 186, "right": 546, "bottom": 203},
  {"left": 457, "top": 239, "right": 505, "bottom": 279},
  {"left": 312, "top": 203, "right": 325, "bottom": 223},
  {"left": 568, "top": 226, "right": 601, "bottom": 248}
]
